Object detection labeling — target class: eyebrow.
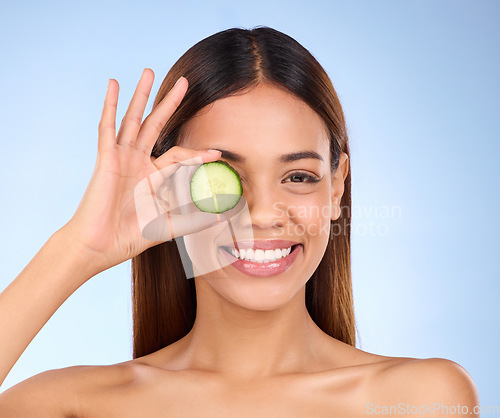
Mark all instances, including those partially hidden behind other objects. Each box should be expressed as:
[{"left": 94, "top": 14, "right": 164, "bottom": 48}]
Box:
[{"left": 205, "top": 148, "right": 324, "bottom": 163}]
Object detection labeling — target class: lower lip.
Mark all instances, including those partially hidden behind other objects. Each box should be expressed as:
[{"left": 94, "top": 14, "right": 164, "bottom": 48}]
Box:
[{"left": 219, "top": 245, "right": 303, "bottom": 278}]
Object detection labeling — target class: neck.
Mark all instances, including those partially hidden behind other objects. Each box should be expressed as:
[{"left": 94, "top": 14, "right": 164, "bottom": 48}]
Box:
[{"left": 171, "top": 278, "right": 336, "bottom": 381}]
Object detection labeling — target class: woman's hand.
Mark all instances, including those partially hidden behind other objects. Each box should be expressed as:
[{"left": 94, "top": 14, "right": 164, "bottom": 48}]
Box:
[{"left": 61, "top": 69, "right": 223, "bottom": 273}]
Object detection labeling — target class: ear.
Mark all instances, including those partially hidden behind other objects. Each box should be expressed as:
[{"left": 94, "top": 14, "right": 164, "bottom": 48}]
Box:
[{"left": 330, "top": 152, "right": 349, "bottom": 221}]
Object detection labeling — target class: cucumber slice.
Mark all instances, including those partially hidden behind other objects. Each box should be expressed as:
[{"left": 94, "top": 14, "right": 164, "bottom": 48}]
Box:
[{"left": 190, "top": 161, "right": 242, "bottom": 213}]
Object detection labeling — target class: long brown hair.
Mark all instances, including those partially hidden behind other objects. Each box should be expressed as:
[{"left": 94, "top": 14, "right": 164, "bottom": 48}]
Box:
[{"left": 132, "top": 26, "right": 355, "bottom": 359}]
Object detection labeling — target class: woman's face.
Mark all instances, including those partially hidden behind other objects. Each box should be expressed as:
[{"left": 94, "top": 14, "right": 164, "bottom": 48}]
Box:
[{"left": 178, "top": 82, "right": 348, "bottom": 311}]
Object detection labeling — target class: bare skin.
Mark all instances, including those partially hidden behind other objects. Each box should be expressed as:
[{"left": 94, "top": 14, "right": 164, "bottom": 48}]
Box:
[{"left": 0, "top": 69, "right": 479, "bottom": 417}]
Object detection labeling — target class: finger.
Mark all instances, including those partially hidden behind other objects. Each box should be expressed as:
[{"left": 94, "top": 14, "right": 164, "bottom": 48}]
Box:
[
  {"left": 148, "top": 147, "right": 222, "bottom": 191},
  {"left": 135, "top": 175, "right": 222, "bottom": 243},
  {"left": 142, "top": 161, "right": 180, "bottom": 207},
  {"left": 140, "top": 204, "right": 223, "bottom": 243},
  {"left": 145, "top": 148, "right": 222, "bottom": 218},
  {"left": 135, "top": 76, "right": 188, "bottom": 156},
  {"left": 116, "top": 68, "right": 154, "bottom": 148},
  {"left": 97, "top": 79, "right": 118, "bottom": 154},
  {"left": 152, "top": 146, "right": 221, "bottom": 171},
  {"left": 147, "top": 148, "right": 221, "bottom": 203}
]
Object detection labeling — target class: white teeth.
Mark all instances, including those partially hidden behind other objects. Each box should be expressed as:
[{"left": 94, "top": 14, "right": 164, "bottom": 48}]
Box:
[
  {"left": 254, "top": 249, "right": 265, "bottom": 261},
  {"left": 265, "top": 250, "right": 275, "bottom": 259},
  {"left": 224, "top": 245, "right": 296, "bottom": 262}
]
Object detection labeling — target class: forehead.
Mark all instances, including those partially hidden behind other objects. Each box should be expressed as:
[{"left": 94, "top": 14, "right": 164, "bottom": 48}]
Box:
[{"left": 179, "top": 82, "right": 329, "bottom": 154}]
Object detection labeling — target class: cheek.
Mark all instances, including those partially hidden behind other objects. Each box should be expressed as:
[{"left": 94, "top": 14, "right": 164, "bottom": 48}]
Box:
[
  {"left": 282, "top": 192, "right": 332, "bottom": 240},
  {"left": 180, "top": 224, "right": 226, "bottom": 278},
  {"left": 181, "top": 210, "right": 254, "bottom": 278}
]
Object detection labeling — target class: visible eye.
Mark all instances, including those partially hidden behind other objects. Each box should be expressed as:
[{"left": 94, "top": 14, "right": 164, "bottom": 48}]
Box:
[{"left": 283, "top": 171, "right": 322, "bottom": 184}]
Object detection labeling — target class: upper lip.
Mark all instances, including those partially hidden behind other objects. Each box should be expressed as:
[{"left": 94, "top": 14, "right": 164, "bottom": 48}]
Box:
[{"left": 218, "top": 239, "right": 302, "bottom": 251}]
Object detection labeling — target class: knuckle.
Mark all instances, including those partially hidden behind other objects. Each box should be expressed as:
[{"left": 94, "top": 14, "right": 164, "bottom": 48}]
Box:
[
  {"left": 153, "top": 118, "right": 168, "bottom": 133},
  {"left": 98, "top": 121, "right": 114, "bottom": 131},
  {"left": 123, "top": 113, "right": 143, "bottom": 127},
  {"left": 167, "top": 146, "right": 181, "bottom": 161},
  {"left": 144, "top": 115, "right": 167, "bottom": 133},
  {"left": 119, "top": 140, "right": 135, "bottom": 150}
]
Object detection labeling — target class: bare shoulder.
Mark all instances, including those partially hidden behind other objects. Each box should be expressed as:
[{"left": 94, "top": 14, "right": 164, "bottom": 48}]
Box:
[
  {"left": 323, "top": 342, "right": 480, "bottom": 416},
  {"left": 368, "top": 357, "right": 480, "bottom": 415},
  {"left": 0, "top": 361, "right": 141, "bottom": 417}
]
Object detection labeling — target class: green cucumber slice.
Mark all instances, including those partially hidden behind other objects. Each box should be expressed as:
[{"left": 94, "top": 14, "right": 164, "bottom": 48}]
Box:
[{"left": 190, "top": 161, "right": 242, "bottom": 213}]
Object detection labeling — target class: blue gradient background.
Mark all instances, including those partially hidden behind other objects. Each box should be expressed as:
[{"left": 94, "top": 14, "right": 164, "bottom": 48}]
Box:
[{"left": 1, "top": 0, "right": 498, "bottom": 407}]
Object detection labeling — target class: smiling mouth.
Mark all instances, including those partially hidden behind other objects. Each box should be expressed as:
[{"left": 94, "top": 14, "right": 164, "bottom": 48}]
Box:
[{"left": 219, "top": 244, "right": 302, "bottom": 263}]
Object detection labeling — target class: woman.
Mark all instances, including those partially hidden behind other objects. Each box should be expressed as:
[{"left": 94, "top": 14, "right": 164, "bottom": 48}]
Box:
[{"left": 0, "top": 26, "right": 479, "bottom": 416}]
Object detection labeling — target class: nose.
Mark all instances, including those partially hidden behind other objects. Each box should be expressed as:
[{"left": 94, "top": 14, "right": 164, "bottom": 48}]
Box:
[{"left": 239, "top": 186, "right": 285, "bottom": 231}]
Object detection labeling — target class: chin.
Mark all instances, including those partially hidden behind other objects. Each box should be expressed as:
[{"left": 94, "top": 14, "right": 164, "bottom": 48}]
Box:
[
  {"left": 198, "top": 268, "right": 308, "bottom": 313},
  {"left": 207, "top": 278, "right": 305, "bottom": 311}
]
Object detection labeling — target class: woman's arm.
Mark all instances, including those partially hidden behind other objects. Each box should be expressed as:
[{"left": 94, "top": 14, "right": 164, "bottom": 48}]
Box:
[
  {"left": 0, "top": 68, "right": 220, "bottom": 399},
  {"left": 0, "top": 226, "right": 103, "bottom": 388}
]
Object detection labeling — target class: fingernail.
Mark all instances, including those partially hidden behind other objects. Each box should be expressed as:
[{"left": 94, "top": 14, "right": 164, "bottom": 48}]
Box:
[
  {"left": 174, "top": 76, "right": 183, "bottom": 87},
  {"left": 206, "top": 149, "right": 221, "bottom": 154}
]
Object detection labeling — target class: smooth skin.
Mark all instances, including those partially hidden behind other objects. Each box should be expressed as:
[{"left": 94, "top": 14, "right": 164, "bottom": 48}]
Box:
[{"left": 0, "top": 69, "right": 479, "bottom": 417}]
